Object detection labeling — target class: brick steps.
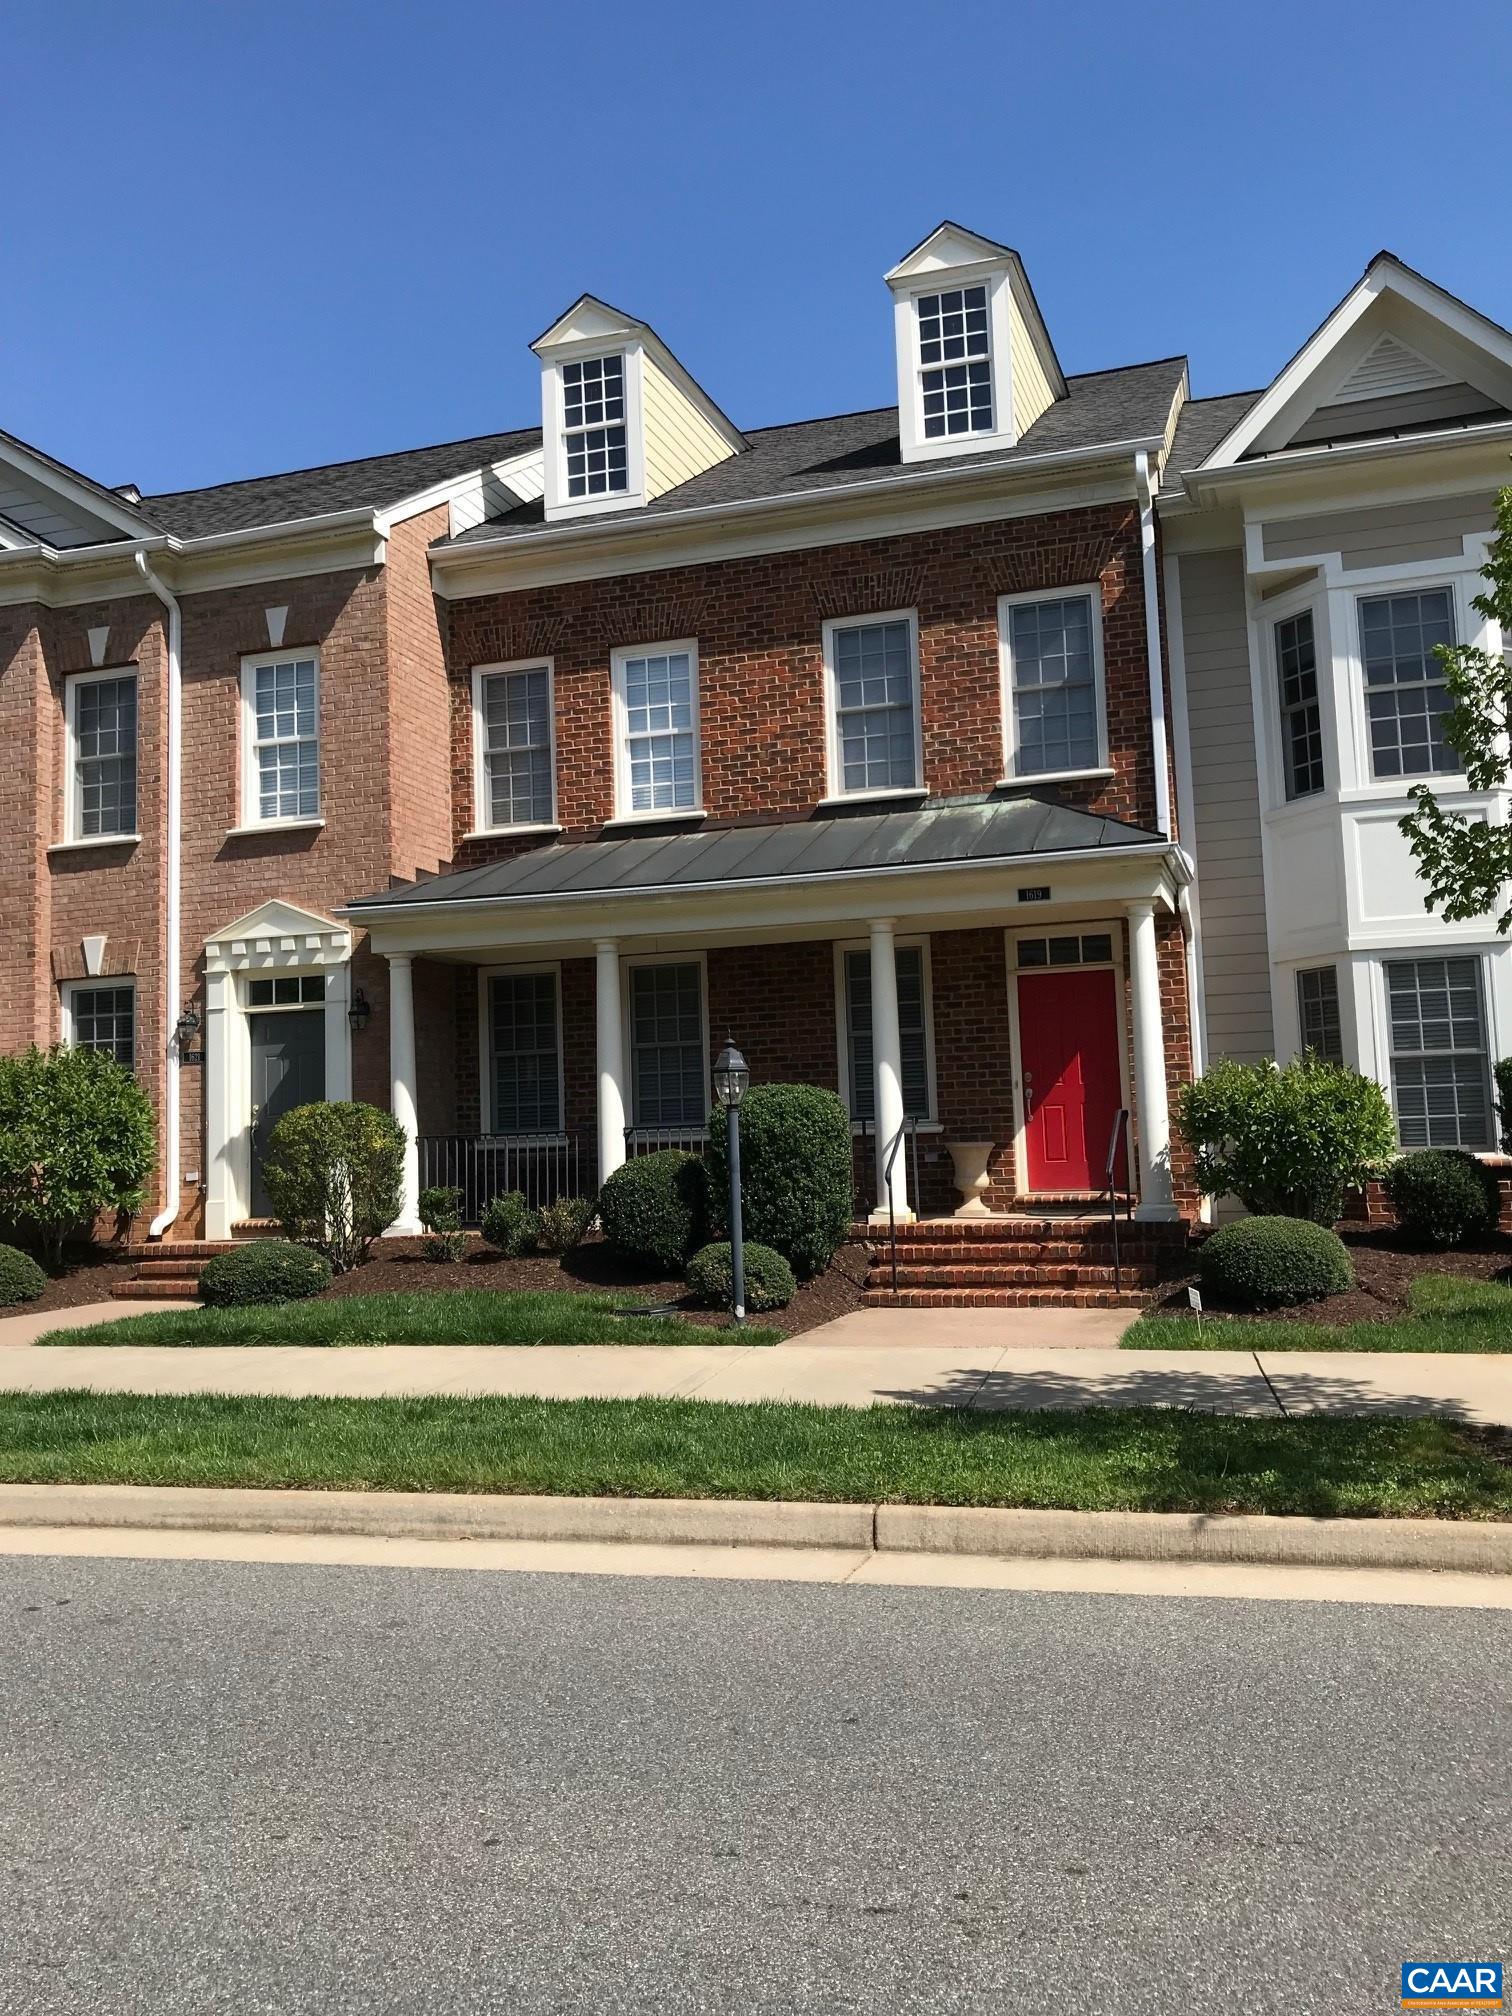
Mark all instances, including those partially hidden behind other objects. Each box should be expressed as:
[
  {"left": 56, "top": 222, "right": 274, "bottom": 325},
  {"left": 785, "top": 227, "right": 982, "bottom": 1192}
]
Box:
[
  {"left": 112, "top": 1277, "right": 204, "bottom": 1302},
  {"left": 863, "top": 1288, "right": 1153, "bottom": 1310},
  {"left": 113, "top": 1238, "right": 239, "bottom": 1301},
  {"left": 883, "top": 1263, "right": 1157, "bottom": 1290},
  {"left": 857, "top": 1212, "right": 1186, "bottom": 1310}
]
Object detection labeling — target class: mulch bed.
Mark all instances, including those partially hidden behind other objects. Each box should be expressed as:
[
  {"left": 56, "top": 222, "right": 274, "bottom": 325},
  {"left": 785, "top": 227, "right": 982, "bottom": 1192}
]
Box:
[
  {"left": 11, "top": 1247, "right": 138, "bottom": 1315},
  {"left": 1150, "top": 1225, "right": 1512, "bottom": 1325},
  {"left": 317, "top": 1234, "right": 872, "bottom": 1339}
]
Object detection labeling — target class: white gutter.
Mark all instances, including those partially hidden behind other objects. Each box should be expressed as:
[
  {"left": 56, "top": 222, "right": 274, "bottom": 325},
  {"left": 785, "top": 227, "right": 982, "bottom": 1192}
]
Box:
[
  {"left": 1133, "top": 451, "right": 1172, "bottom": 839},
  {"left": 133, "top": 550, "right": 184, "bottom": 1240},
  {"left": 1181, "top": 417, "right": 1512, "bottom": 497}
]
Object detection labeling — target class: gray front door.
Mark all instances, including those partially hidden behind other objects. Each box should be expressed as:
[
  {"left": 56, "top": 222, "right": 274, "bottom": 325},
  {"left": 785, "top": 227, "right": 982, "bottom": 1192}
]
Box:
[{"left": 250, "top": 1010, "right": 325, "bottom": 1217}]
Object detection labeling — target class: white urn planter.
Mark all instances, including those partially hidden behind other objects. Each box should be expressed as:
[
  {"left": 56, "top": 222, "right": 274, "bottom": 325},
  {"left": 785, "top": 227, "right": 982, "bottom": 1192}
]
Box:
[{"left": 947, "top": 1140, "right": 995, "bottom": 1218}]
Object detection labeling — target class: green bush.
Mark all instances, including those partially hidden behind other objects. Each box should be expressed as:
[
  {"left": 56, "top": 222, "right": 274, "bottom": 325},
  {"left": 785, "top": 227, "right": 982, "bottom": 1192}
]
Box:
[
  {"left": 1177, "top": 1056, "right": 1396, "bottom": 1225},
  {"left": 418, "top": 1184, "right": 467, "bottom": 1264},
  {"left": 199, "top": 1239, "right": 332, "bottom": 1308},
  {"left": 1198, "top": 1216, "right": 1355, "bottom": 1310},
  {"left": 705, "top": 1084, "right": 852, "bottom": 1279},
  {"left": 481, "top": 1190, "right": 540, "bottom": 1258},
  {"left": 1384, "top": 1149, "right": 1499, "bottom": 1250},
  {"left": 597, "top": 1151, "right": 708, "bottom": 1273},
  {"left": 261, "top": 1101, "right": 406, "bottom": 1273},
  {"left": 686, "top": 1240, "right": 796, "bottom": 1313},
  {"left": 534, "top": 1195, "right": 595, "bottom": 1255},
  {"left": 0, "top": 1244, "right": 47, "bottom": 1307},
  {"left": 0, "top": 1044, "right": 156, "bottom": 1268}
]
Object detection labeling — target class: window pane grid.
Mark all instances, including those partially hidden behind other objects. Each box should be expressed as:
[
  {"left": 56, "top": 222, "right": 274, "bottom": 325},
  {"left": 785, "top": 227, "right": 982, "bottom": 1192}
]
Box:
[
  {"left": 1387, "top": 957, "right": 1492, "bottom": 1149},
  {"left": 251, "top": 658, "right": 318, "bottom": 820},
  {"left": 1009, "top": 596, "right": 1099, "bottom": 776},
  {"left": 70, "top": 985, "right": 134, "bottom": 1070},
  {"left": 1275, "top": 611, "right": 1324, "bottom": 798},
  {"left": 482, "top": 668, "right": 553, "bottom": 827},
  {"left": 630, "top": 964, "right": 705, "bottom": 1128},
  {"left": 491, "top": 972, "right": 562, "bottom": 1134},
  {"left": 1359, "top": 589, "right": 1457, "bottom": 780},
  {"left": 621, "top": 651, "right": 696, "bottom": 811},
  {"left": 562, "top": 355, "right": 628, "bottom": 498},
  {"left": 247, "top": 976, "right": 325, "bottom": 1007},
  {"left": 917, "top": 285, "right": 993, "bottom": 438},
  {"left": 1296, "top": 967, "right": 1343, "bottom": 1064},
  {"left": 844, "top": 948, "right": 930, "bottom": 1122},
  {"left": 833, "top": 620, "right": 917, "bottom": 793},
  {"left": 74, "top": 675, "right": 138, "bottom": 837}
]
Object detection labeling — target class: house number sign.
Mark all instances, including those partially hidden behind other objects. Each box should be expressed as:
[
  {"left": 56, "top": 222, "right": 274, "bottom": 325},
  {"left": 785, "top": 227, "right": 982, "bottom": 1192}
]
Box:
[{"left": 1017, "top": 886, "right": 1051, "bottom": 903}]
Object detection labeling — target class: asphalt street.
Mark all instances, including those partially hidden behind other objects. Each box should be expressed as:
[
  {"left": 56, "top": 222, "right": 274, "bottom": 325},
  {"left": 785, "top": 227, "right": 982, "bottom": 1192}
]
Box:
[{"left": 1, "top": 1553, "right": 1507, "bottom": 2014}]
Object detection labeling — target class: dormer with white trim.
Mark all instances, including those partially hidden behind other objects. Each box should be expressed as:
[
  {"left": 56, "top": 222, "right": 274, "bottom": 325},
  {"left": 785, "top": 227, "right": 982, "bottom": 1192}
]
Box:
[
  {"left": 531, "top": 296, "right": 745, "bottom": 524},
  {"left": 885, "top": 222, "right": 1067, "bottom": 465}
]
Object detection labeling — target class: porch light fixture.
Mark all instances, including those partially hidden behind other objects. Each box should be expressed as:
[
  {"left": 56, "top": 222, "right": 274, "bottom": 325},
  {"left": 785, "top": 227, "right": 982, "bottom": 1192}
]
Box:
[
  {"left": 713, "top": 1041, "right": 750, "bottom": 1323},
  {"left": 347, "top": 986, "right": 372, "bottom": 1035},
  {"left": 173, "top": 1005, "right": 201, "bottom": 1053}
]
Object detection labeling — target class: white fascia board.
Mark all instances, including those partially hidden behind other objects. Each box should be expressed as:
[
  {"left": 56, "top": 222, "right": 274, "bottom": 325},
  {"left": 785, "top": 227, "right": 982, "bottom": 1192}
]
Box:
[
  {"left": 377, "top": 446, "right": 546, "bottom": 530},
  {"left": 0, "top": 434, "right": 159, "bottom": 540},
  {"left": 1181, "top": 416, "right": 1512, "bottom": 506}
]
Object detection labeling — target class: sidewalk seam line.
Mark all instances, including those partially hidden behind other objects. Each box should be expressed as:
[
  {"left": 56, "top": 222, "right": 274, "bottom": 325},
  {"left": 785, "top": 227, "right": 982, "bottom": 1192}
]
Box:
[{"left": 1253, "top": 1350, "right": 1290, "bottom": 1417}]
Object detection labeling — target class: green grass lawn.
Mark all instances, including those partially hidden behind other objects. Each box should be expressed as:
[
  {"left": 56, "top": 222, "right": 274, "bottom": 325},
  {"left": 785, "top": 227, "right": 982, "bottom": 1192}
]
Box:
[
  {"left": 0, "top": 1391, "right": 1506, "bottom": 1518},
  {"left": 40, "top": 1291, "right": 777, "bottom": 1350},
  {"left": 1127, "top": 1273, "right": 1512, "bottom": 1353}
]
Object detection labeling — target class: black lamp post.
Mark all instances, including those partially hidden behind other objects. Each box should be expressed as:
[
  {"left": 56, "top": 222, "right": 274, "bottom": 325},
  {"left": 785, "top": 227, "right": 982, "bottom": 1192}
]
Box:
[{"left": 712, "top": 1040, "right": 750, "bottom": 1324}]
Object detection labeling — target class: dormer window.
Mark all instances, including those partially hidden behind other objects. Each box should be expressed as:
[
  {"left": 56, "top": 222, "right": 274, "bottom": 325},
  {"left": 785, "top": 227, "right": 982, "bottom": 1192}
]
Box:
[
  {"left": 562, "top": 355, "right": 628, "bottom": 498},
  {"left": 917, "top": 285, "right": 993, "bottom": 438}
]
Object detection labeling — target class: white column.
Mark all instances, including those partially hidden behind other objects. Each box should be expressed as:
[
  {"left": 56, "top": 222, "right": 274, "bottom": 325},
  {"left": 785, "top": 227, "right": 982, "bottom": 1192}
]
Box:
[
  {"left": 202, "top": 967, "right": 234, "bottom": 1241},
  {"left": 388, "top": 952, "right": 422, "bottom": 1232},
  {"left": 1127, "top": 900, "right": 1177, "bottom": 1221},
  {"left": 868, "top": 917, "right": 913, "bottom": 1222},
  {"left": 595, "top": 940, "right": 627, "bottom": 1187}
]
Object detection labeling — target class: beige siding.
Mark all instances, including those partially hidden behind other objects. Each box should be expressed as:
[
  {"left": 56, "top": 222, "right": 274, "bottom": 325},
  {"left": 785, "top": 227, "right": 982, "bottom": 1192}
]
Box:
[
  {"left": 1008, "top": 271, "right": 1057, "bottom": 437},
  {"left": 641, "top": 355, "right": 737, "bottom": 500},
  {"left": 1179, "top": 548, "right": 1274, "bottom": 1064},
  {"left": 1261, "top": 492, "right": 1496, "bottom": 572}
]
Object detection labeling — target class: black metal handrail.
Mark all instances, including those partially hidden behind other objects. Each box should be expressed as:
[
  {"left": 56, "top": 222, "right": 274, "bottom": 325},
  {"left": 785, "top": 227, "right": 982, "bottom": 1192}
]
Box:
[
  {"left": 883, "top": 1114, "right": 918, "bottom": 1294},
  {"left": 623, "top": 1125, "right": 710, "bottom": 1158},
  {"left": 417, "top": 1132, "right": 589, "bottom": 1222},
  {"left": 1104, "top": 1107, "right": 1133, "bottom": 1293}
]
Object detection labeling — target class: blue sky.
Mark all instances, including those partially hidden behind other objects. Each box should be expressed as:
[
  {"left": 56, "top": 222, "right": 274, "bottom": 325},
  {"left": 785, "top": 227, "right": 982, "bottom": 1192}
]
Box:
[{"left": 8, "top": 0, "right": 1511, "bottom": 496}]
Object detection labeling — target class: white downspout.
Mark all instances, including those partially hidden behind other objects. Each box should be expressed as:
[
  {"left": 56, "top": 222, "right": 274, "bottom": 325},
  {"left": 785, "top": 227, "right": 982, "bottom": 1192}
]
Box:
[
  {"left": 135, "top": 550, "right": 184, "bottom": 1239},
  {"left": 1134, "top": 451, "right": 1172, "bottom": 840}
]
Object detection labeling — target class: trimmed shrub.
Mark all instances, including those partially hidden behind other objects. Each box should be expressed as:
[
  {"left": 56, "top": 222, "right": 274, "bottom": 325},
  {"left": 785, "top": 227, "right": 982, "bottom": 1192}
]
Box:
[
  {"left": 705, "top": 1084, "right": 852, "bottom": 1279},
  {"left": 1384, "top": 1149, "right": 1499, "bottom": 1250},
  {"left": 1177, "top": 1056, "right": 1396, "bottom": 1225},
  {"left": 534, "top": 1195, "right": 595, "bottom": 1255},
  {"left": 1198, "top": 1216, "right": 1354, "bottom": 1310},
  {"left": 261, "top": 1101, "right": 406, "bottom": 1273},
  {"left": 481, "top": 1190, "right": 540, "bottom": 1258},
  {"left": 0, "top": 1243, "right": 47, "bottom": 1307},
  {"left": 418, "top": 1184, "right": 467, "bottom": 1264},
  {"left": 686, "top": 1240, "right": 796, "bottom": 1313},
  {"left": 597, "top": 1151, "right": 708, "bottom": 1273},
  {"left": 0, "top": 1044, "right": 156, "bottom": 1268},
  {"left": 199, "top": 1239, "right": 332, "bottom": 1309}
]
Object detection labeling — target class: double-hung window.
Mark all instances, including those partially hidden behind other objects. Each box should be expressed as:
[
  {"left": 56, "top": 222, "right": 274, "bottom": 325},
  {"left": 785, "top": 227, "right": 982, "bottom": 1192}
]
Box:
[
  {"left": 628, "top": 962, "right": 706, "bottom": 1131},
  {"left": 1386, "top": 956, "right": 1493, "bottom": 1150},
  {"left": 1274, "top": 610, "right": 1325, "bottom": 799},
  {"left": 826, "top": 614, "right": 921, "bottom": 797},
  {"left": 612, "top": 642, "right": 700, "bottom": 816},
  {"left": 1000, "top": 590, "right": 1105, "bottom": 779},
  {"left": 562, "top": 354, "right": 628, "bottom": 499},
  {"left": 841, "top": 945, "right": 934, "bottom": 1123},
  {"left": 475, "top": 663, "right": 555, "bottom": 830},
  {"left": 65, "top": 982, "right": 135, "bottom": 1070},
  {"left": 1296, "top": 966, "right": 1343, "bottom": 1064},
  {"left": 916, "top": 285, "right": 993, "bottom": 439},
  {"left": 243, "top": 652, "right": 319, "bottom": 824},
  {"left": 67, "top": 669, "right": 137, "bottom": 840},
  {"left": 488, "top": 969, "right": 562, "bottom": 1135},
  {"left": 1359, "top": 588, "right": 1457, "bottom": 780}
]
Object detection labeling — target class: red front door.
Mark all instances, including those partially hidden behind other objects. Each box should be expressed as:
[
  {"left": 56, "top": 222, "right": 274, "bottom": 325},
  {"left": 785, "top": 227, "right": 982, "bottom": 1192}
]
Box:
[{"left": 1017, "top": 967, "right": 1124, "bottom": 1192}]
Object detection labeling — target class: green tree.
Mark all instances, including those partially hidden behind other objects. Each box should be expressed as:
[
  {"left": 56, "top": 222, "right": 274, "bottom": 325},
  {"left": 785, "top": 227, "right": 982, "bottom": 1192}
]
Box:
[
  {"left": 1399, "top": 485, "right": 1512, "bottom": 925},
  {"left": 0, "top": 1044, "right": 156, "bottom": 1267},
  {"left": 1177, "top": 1055, "right": 1396, "bottom": 1226}
]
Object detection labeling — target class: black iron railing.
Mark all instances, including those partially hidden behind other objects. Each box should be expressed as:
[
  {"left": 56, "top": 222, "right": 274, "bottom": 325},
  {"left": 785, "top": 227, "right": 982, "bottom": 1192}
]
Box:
[
  {"left": 417, "top": 1133, "right": 590, "bottom": 1222},
  {"left": 623, "top": 1125, "right": 710, "bottom": 1158},
  {"left": 1104, "top": 1107, "right": 1133, "bottom": 1292},
  {"left": 881, "top": 1115, "right": 919, "bottom": 1294}
]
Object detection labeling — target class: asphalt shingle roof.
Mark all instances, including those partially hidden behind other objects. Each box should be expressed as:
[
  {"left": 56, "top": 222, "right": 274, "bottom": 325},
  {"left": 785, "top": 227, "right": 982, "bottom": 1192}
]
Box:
[
  {"left": 1165, "top": 390, "right": 1261, "bottom": 475},
  {"left": 347, "top": 795, "right": 1165, "bottom": 913}
]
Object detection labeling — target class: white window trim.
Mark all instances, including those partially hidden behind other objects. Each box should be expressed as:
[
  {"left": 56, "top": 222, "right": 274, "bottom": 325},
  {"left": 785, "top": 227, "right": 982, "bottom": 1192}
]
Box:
[
  {"left": 609, "top": 637, "right": 704, "bottom": 823},
  {"left": 543, "top": 341, "right": 647, "bottom": 521},
  {"left": 1350, "top": 577, "right": 1462, "bottom": 790},
  {"left": 832, "top": 936, "right": 941, "bottom": 1131},
  {"left": 61, "top": 976, "right": 136, "bottom": 1068},
  {"left": 477, "top": 962, "right": 567, "bottom": 1140},
  {"left": 239, "top": 648, "right": 321, "bottom": 830},
  {"left": 821, "top": 608, "right": 927, "bottom": 804},
  {"left": 63, "top": 664, "right": 139, "bottom": 845},
  {"left": 1378, "top": 948, "right": 1498, "bottom": 1153},
  {"left": 998, "top": 585, "right": 1110, "bottom": 785},
  {"left": 893, "top": 267, "right": 1016, "bottom": 464},
  {"left": 622, "top": 950, "right": 710, "bottom": 1135},
  {"left": 470, "top": 658, "right": 560, "bottom": 836}
]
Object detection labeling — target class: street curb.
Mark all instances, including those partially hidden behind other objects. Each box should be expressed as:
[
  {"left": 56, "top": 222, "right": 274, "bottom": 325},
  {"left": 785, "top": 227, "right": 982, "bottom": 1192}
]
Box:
[{"left": 0, "top": 1484, "right": 1509, "bottom": 1574}]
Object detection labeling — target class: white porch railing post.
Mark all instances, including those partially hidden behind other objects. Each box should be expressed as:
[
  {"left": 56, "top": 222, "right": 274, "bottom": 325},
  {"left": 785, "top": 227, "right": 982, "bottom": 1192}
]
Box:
[
  {"left": 388, "top": 952, "right": 422, "bottom": 1233},
  {"left": 868, "top": 917, "right": 913, "bottom": 1222},
  {"left": 1126, "top": 900, "right": 1177, "bottom": 1221},
  {"left": 595, "top": 939, "right": 627, "bottom": 1187}
]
